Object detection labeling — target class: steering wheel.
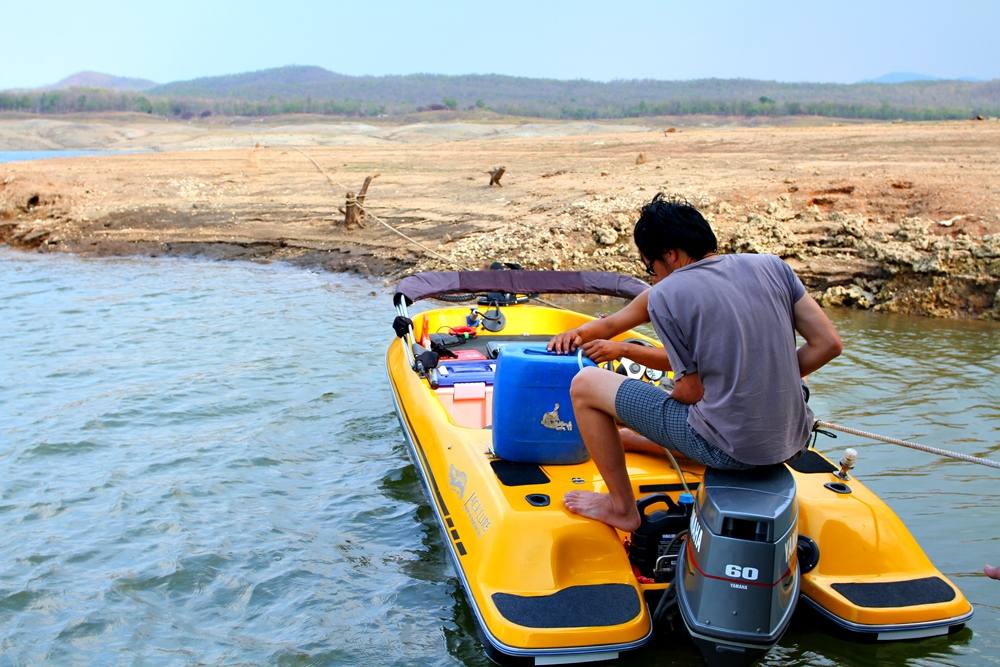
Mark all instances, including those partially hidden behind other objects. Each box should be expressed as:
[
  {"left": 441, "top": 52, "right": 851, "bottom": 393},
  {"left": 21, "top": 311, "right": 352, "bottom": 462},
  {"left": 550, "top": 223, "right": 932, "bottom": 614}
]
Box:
[{"left": 619, "top": 338, "right": 667, "bottom": 384}]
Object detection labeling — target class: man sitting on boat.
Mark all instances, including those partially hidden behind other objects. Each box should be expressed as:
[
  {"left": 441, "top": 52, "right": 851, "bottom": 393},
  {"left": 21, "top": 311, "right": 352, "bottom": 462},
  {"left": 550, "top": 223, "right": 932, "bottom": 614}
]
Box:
[{"left": 548, "top": 194, "right": 843, "bottom": 532}]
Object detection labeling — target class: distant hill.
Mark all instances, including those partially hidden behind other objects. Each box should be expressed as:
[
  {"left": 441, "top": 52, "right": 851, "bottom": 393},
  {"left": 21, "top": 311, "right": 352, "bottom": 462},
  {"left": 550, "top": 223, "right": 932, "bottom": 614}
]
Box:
[
  {"left": 46, "top": 71, "right": 158, "bottom": 91},
  {"left": 5, "top": 65, "right": 999, "bottom": 120},
  {"left": 865, "top": 72, "right": 940, "bottom": 84},
  {"left": 151, "top": 65, "right": 998, "bottom": 111},
  {"left": 864, "top": 72, "right": 986, "bottom": 84},
  {"left": 152, "top": 65, "right": 349, "bottom": 98}
]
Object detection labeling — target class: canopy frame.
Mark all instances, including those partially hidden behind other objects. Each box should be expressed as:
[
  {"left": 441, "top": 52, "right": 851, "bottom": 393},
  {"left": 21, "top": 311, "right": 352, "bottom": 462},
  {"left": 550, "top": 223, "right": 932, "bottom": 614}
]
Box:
[{"left": 392, "top": 270, "right": 649, "bottom": 306}]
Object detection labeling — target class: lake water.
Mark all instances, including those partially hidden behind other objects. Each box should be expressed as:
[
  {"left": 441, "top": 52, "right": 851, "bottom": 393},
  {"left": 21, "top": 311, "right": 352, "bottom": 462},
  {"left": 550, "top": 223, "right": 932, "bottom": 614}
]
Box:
[
  {"left": 0, "top": 151, "right": 112, "bottom": 163},
  {"left": 0, "top": 250, "right": 997, "bottom": 666}
]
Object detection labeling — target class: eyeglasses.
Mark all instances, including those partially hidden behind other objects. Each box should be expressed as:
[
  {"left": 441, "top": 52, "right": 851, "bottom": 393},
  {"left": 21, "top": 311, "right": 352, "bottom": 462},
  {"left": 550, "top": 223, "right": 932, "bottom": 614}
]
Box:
[{"left": 640, "top": 256, "right": 656, "bottom": 276}]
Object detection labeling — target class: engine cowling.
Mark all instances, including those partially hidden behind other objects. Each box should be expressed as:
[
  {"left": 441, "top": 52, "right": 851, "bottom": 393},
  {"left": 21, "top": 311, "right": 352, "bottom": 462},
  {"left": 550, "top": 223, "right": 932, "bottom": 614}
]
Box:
[{"left": 677, "top": 465, "right": 800, "bottom": 665}]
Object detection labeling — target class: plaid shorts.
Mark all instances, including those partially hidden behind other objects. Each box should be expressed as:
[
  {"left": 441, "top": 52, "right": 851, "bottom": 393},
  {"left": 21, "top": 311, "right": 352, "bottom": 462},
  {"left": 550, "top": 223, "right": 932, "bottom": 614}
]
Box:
[{"left": 614, "top": 379, "right": 753, "bottom": 470}]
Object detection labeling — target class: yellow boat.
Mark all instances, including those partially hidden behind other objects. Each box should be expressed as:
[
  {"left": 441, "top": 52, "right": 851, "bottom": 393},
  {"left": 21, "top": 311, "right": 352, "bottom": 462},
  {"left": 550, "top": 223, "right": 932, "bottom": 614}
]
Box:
[{"left": 386, "top": 270, "right": 973, "bottom": 665}]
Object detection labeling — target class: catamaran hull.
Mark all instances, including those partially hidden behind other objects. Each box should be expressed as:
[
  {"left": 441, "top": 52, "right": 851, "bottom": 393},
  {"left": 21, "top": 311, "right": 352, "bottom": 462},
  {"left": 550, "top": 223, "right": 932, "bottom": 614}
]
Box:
[
  {"left": 388, "top": 377, "right": 652, "bottom": 664},
  {"left": 384, "top": 272, "right": 973, "bottom": 665}
]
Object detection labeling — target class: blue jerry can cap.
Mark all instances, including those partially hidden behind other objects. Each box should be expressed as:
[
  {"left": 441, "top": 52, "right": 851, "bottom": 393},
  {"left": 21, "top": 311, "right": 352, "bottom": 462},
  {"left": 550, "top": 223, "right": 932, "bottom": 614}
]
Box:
[{"left": 678, "top": 492, "right": 695, "bottom": 505}]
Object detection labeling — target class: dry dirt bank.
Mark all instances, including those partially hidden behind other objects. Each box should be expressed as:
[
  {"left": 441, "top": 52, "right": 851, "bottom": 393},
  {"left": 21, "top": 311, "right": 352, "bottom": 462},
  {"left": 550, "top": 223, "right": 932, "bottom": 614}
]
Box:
[{"left": 1, "top": 115, "right": 998, "bottom": 319}]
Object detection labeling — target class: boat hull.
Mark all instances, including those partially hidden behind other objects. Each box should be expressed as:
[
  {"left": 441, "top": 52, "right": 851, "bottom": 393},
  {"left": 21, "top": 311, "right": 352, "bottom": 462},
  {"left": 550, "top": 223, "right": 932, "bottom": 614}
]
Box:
[
  {"left": 386, "top": 302, "right": 972, "bottom": 663},
  {"left": 388, "top": 363, "right": 652, "bottom": 663}
]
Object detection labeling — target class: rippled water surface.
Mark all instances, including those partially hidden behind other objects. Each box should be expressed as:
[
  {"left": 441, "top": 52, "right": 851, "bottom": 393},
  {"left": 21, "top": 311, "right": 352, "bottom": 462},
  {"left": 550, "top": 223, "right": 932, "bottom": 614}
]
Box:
[{"left": 1, "top": 251, "right": 997, "bottom": 665}]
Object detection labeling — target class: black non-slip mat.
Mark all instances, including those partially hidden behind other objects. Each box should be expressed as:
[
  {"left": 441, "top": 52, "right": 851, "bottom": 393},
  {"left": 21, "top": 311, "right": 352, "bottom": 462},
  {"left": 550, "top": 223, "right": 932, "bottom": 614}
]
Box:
[
  {"left": 490, "top": 460, "right": 550, "bottom": 486},
  {"left": 832, "top": 576, "right": 955, "bottom": 608},
  {"left": 787, "top": 449, "right": 838, "bottom": 474},
  {"left": 492, "top": 584, "right": 641, "bottom": 628}
]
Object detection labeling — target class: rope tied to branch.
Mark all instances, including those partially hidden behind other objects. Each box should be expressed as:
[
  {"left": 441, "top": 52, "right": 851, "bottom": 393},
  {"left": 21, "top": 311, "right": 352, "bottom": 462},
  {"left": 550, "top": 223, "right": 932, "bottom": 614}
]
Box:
[
  {"left": 293, "top": 147, "right": 454, "bottom": 263},
  {"left": 814, "top": 420, "right": 1000, "bottom": 470},
  {"left": 294, "top": 148, "right": 567, "bottom": 309}
]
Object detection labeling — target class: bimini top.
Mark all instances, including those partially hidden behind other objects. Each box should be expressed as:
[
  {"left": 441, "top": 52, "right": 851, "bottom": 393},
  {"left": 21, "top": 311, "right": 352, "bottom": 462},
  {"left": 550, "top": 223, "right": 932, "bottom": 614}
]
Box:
[{"left": 393, "top": 270, "right": 649, "bottom": 306}]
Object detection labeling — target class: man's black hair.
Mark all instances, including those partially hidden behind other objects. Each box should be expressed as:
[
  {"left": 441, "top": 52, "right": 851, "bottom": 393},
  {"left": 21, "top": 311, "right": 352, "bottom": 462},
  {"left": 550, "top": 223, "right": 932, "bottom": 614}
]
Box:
[{"left": 633, "top": 193, "right": 718, "bottom": 262}]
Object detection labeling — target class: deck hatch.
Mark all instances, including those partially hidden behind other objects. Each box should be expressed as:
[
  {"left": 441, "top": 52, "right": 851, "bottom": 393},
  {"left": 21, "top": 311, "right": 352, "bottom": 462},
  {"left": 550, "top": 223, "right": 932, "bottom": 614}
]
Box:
[
  {"left": 832, "top": 577, "right": 955, "bottom": 608},
  {"left": 490, "top": 460, "right": 550, "bottom": 486},
  {"left": 492, "top": 584, "right": 641, "bottom": 628}
]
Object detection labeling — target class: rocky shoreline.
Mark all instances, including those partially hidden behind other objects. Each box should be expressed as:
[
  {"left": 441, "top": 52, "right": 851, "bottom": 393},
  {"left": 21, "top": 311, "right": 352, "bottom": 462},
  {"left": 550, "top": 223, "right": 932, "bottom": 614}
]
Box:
[
  {"left": 408, "top": 194, "right": 999, "bottom": 319},
  {"left": 1, "top": 116, "right": 997, "bottom": 319}
]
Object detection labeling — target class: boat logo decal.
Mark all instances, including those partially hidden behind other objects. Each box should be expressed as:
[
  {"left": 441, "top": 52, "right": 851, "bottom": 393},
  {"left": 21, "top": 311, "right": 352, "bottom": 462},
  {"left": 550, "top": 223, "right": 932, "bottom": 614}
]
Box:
[
  {"left": 725, "top": 563, "right": 760, "bottom": 581},
  {"left": 690, "top": 512, "right": 704, "bottom": 552},
  {"left": 784, "top": 526, "right": 798, "bottom": 567},
  {"left": 464, "top": 491, "right": 492, "bottom": 537},
  {"left": 448, "top": 464, "right": 468, "bottom": 499},
  {"left": 540, "top": 403, "right": 573, "bottom": 431}
]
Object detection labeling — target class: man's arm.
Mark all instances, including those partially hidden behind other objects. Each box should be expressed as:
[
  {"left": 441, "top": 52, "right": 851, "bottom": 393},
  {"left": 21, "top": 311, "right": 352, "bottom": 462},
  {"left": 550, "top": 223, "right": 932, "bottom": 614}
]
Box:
[
  {"left": 670, "top": 372, "right": 704, "bottom": 404},
  {"left": 793, "top": 294, "right": 843, "bottom": 376},
  {"left": 579, "top": 340, "right": 672, "bottom": 371},
  {"left": 548, "top": 290, "right": 651, "bottom": 353}
]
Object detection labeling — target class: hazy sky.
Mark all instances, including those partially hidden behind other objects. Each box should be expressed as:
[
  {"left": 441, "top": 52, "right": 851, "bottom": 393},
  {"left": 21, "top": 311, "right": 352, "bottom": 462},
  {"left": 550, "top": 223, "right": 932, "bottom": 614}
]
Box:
[{"left": 4, "top": 0, "right": 999, "bottom": 88}]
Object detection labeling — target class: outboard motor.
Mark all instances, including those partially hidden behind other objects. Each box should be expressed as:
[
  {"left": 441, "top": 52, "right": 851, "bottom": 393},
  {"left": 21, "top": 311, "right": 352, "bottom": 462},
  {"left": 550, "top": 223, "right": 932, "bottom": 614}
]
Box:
[{"left": 676, "top": 466, "right": 800, "bottom": 666}]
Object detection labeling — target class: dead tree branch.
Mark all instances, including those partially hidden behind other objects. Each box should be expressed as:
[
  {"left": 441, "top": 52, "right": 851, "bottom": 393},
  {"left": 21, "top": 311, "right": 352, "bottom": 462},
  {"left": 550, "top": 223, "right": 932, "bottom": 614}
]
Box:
[
  {"left": 488, "top": 166, "right": 506, "bottom": 187},
  {"left": 342, "top": 174, "right": 379, "bottom": 229}
]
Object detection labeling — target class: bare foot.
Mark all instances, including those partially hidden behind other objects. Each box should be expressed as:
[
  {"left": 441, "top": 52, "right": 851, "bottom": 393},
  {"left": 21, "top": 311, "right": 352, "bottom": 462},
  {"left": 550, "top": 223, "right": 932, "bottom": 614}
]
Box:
[
  {"left": 564, "top": 491, "right": 641, "bottom": 532},
  {"left": 985, "top": 564, "right": 1000, "bottom": 580}
]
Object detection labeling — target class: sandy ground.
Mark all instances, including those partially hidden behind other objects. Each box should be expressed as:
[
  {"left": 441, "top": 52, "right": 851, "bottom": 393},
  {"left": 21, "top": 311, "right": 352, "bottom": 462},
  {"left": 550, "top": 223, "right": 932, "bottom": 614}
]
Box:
[{"left": 1, "top": 113, "right": 998, "bottom": 318}]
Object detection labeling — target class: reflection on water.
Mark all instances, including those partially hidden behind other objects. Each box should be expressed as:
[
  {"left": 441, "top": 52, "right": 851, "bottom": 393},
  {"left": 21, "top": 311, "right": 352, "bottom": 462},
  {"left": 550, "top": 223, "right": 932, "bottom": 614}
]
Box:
[
  {"left": 444, "top": 578, "right": 492, "bottom": 667},
  {"left": 0, "top": 251, "right": 996, "bottom": 665}
]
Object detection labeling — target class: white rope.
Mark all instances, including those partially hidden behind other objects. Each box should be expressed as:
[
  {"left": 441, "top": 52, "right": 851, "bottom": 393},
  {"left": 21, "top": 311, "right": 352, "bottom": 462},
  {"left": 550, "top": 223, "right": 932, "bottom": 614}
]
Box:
[
  {"left": 295, "top": 148, "right": 591, "bottom": 311},
  {"left": 293, "top": 148, "right": 455, "bottom": 264},
  {"left": 815, "top": 420, "right": 1000, "bottom": 470},
  {"left": 363, "top": 208, "right": 455, "bottom": 264},
  {"left": 294, "top": 148, "right": 342, "bottom": 191}
]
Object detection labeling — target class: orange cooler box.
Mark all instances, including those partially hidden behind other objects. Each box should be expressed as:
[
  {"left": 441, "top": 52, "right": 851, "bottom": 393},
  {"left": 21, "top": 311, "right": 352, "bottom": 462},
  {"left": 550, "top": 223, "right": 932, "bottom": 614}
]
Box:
[{"left": 435, "top": 382, "right": 493, "bottom": 429}]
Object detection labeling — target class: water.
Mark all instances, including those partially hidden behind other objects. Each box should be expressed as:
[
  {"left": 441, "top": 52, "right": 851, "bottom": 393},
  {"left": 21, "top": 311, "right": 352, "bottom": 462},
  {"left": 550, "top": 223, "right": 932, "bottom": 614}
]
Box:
[
  {"left": 0, "top": 250, "right": 997, "bottom": 666},
  {"left": 0, "top": 151, "right": 112, "bottom": 163}
]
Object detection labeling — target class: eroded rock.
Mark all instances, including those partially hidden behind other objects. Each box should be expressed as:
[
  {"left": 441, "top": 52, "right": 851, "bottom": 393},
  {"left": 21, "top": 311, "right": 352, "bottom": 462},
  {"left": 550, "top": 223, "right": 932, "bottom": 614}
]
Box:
[
  {"left": 594, "top": 227, "right": 618, "bottom": 246},
  {"left": 821, "top": 284, "right": 876, "bottom": 309},
  {"left": 410, "top": 198, "right": 998, "bottom": 320}
]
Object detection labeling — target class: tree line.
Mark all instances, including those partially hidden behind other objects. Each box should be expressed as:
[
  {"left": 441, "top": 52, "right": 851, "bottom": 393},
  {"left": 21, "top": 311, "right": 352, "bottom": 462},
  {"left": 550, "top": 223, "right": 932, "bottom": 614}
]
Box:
[
  {"left": 0, "top": 90, "right": 387, "bottom": 118},
  {"left": 0, "top": 87, "right": 993, "bottom": 122}
]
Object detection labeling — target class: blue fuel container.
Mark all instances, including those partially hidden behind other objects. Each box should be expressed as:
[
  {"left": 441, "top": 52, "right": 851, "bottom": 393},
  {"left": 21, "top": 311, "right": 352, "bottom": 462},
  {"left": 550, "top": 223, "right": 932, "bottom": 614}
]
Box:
[{"left": 492, "top": 345, "right": 595, "bottom": 464}]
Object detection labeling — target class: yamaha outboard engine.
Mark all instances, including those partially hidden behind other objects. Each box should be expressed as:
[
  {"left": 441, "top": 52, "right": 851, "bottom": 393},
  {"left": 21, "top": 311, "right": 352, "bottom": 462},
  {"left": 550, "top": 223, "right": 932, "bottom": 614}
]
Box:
[{"left": 676, "top": 466, "right": 800, "bottom": 665}]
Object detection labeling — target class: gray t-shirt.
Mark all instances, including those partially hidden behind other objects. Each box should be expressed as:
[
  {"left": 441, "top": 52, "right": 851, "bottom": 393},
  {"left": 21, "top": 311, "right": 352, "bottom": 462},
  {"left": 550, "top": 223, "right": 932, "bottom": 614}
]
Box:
[{"left": 646, "top": 253, "right": 814, "bottom": 465}]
